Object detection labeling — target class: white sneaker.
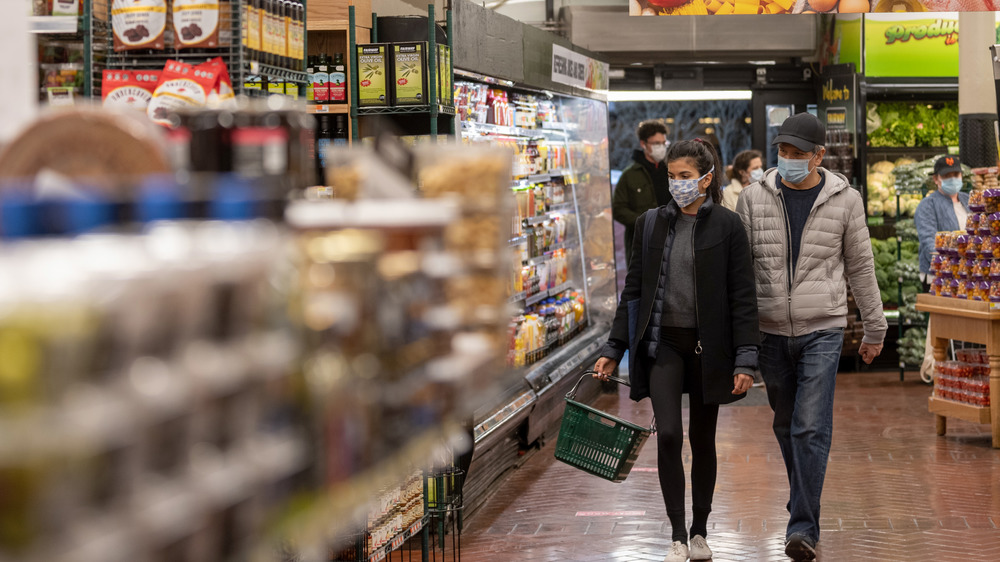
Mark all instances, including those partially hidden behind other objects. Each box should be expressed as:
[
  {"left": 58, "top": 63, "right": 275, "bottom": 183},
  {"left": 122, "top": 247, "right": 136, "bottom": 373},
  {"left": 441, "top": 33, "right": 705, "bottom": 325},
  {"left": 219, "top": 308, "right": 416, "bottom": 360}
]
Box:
[
  {"left": 663, "top": 540, "right": 689, "bottom": 562},
  {"left": 689, "top": 535, "right": 712, "bottom": 560}
]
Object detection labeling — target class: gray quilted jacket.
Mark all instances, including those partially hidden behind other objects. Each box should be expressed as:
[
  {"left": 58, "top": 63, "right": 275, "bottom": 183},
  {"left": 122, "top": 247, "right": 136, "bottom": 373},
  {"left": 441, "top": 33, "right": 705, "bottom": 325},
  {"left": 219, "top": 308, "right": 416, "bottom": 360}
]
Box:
[{"left": 735, "top": 167, "right": 887, "bottom": 344}]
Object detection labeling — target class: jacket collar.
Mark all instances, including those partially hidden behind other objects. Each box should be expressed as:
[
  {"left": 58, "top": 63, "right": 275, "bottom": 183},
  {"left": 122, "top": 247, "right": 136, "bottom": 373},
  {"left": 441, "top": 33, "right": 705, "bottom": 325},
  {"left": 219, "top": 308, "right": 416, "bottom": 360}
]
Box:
[{"left": 760, "top": 167, "right": 850, "bottom": 208}]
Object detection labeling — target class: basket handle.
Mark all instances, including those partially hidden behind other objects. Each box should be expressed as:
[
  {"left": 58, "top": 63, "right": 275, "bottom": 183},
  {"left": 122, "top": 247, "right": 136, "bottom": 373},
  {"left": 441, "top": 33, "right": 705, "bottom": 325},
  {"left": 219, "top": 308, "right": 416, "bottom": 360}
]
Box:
[
  {"left": 567, "top": 370, "right": 630, "bottom": 400},
  {"left": 569, "top": 370, "right": 656, "bottom": 434}
]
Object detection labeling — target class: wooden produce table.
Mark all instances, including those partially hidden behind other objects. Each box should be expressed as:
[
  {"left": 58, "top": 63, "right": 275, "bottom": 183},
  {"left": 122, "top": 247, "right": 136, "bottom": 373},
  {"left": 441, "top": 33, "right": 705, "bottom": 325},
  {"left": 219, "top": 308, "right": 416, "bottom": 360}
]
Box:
[{"left": 915, "top": 294, "right": 1000, "bottom": 448}]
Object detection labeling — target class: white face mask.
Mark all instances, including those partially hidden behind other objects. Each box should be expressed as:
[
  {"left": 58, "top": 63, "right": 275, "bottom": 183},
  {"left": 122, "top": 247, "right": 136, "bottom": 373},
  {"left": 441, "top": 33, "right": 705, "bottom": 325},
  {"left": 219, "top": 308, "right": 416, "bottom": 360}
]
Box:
[
  {"left": 648, "top": 144, "right": 667, "bottom": 162},
  {"left": 749, "top": 168, "right": 764, "bottom": 183}
]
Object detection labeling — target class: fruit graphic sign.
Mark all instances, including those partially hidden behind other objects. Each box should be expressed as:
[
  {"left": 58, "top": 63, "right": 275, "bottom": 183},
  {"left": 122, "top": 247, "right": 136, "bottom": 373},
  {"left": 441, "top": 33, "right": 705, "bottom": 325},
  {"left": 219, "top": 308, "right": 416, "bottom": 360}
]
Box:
[
  {"left": 865, "top": 13, "right": 959, "bottom": 77},
  {"left": 551, "top": 44, "right": 609, "bottom": 93},
  {"left": 630, "top": 0, "right": 999, "bottom": 15}
]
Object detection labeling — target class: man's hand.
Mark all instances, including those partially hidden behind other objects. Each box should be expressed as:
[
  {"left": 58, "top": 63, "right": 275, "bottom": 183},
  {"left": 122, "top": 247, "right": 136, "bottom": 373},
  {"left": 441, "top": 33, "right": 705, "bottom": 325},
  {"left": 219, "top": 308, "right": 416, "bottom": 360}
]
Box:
[
  {"left": 860, "top": 342, "right": 883, "bottom": 364},
  {"left": 732, "top": 373, "right": 754, "bottom": 395},
  {"left": 593, "top": 357, "right": 618, "bottom": 380}
]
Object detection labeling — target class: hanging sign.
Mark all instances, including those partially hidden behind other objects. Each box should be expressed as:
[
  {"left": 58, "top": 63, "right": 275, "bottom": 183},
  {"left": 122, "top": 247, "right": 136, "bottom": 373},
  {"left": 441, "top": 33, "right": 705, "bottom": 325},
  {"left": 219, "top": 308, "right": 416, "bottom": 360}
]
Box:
[
  {"left": 630, "top": 0, "right": 999, "bottom": 15},
  {"left": 551, "top": 44, "right": 609, "bottom": 92},
  {"left": 817, "top": 66, "right": 859, "bottom": 158},
  {"left": 864, "top": 13, "right": 959, "bottom": 77}
]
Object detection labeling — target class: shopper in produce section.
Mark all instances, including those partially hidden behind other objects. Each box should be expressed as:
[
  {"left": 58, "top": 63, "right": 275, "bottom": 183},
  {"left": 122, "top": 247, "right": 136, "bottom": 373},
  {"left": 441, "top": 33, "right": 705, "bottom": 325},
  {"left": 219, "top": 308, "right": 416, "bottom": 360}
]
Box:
[
  {"left": 735, "top": 112, "right": 887, "bottom": 562},
  {"left": 914, "top": 155, "right": 970, "bottom": 381},
  {"left": 915, "top": 155, "right": 969, "bottom": 286},
  {"left": 722, "top": 149, "right": 763, "bottom": 211},
  {"left": 613, "top": 120, "right": 672, "bottom": 265},
  {"left": 594, "top": 139, "right": 759, "bottom": 562}
]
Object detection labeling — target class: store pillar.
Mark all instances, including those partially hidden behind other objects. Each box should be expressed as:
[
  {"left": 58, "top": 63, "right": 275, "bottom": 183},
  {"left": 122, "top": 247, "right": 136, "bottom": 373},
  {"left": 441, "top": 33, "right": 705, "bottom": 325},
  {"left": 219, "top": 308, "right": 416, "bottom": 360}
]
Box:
[{"left": 958, "top": 12, "right": 998, "bottom": 168}]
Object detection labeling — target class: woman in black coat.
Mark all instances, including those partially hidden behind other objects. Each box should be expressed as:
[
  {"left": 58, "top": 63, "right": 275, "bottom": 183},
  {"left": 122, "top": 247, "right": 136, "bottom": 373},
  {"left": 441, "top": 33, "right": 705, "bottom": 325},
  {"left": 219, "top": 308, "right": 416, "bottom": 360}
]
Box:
[{"left": 594, "top": 139, "right": 759, "bottom": 562}]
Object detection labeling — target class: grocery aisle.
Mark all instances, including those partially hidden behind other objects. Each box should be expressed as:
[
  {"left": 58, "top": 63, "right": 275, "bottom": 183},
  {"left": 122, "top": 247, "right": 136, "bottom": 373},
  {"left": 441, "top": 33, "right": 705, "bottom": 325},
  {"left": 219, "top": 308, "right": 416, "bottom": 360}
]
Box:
[{"left": 459, "top": 372, "right": 1000, "bottom": 561}]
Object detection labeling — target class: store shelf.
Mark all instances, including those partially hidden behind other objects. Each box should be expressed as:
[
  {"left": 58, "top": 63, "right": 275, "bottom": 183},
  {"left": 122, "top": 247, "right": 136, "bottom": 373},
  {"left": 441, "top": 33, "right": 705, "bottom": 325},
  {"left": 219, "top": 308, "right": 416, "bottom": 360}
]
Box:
[
  {"left": 509, "top": 235, "right": 528, "bottom": 246},
  {"left": 523, "top": 204, "right": 575, "bottom": 226},
  {"left": 246, "top": 61, "right": 309, "bottom": 84},
  {"left": 928, "top": 396, "right": 991, "bottom": 425},
  {"left": 522, "top": 281, "right": 575, "bottom": 307},
  {"left": 29, "top": 15, "right": 79, "bottom": 34},
  {"left": 357, "top": 105, "right": 456, "bottom": 116},
  {"left": 508, "top": 291, "right": 528, "bottom": 304},
  {"left": 462, "top": 121, "right": 571, "bottom": 139},
  {"left": 474, "top": 389, "right": 536, "bottom": 442},
  {"left": 308, "top": 104, "right": 351, "bottom": 114},
  {"left": 367, "top": 516, "right": 428, "bottom": 562}
]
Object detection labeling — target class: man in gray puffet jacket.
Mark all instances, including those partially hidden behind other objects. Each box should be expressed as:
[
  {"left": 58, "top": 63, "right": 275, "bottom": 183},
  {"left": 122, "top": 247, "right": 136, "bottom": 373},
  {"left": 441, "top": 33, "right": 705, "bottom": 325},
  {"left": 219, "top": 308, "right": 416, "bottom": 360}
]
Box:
[{"left": 735, "top": 112, "right": 887, "bottom": 562}]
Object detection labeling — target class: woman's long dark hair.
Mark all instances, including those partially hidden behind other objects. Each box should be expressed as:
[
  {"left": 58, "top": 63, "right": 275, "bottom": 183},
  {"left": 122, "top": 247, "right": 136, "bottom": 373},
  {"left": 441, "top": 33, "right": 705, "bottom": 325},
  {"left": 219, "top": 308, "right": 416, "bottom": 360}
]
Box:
[
  {"left": 727, "top": 149, "right": 763, "bottom": 182},
  {"left": 666, "top": 139, "right": 723, "bottom": 204}
]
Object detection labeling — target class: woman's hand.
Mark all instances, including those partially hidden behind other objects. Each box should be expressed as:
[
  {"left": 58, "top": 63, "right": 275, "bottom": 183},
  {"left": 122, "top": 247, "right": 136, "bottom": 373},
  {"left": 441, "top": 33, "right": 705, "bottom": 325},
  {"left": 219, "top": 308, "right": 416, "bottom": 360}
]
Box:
[
  {"left": 593, "top": 357, "right": 618, "bottom": 381},
  {"left": 732, "top": 373, "right": 754, "bottom": 394}
]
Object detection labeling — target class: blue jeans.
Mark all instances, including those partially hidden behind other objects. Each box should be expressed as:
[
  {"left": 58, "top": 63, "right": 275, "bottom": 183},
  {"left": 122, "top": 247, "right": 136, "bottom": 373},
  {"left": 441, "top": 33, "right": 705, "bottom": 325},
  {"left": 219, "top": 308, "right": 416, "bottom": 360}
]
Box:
[{"left": 759, "top": 328, "right": 844, "bottom": 544}]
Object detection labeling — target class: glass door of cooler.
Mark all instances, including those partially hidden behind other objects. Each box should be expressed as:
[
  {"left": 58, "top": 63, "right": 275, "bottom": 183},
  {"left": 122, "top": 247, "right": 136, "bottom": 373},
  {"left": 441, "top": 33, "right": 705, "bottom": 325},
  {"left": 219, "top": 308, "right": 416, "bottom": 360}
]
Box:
[{"left": 455, "top": 77, "right": 615, "bottom": 434}]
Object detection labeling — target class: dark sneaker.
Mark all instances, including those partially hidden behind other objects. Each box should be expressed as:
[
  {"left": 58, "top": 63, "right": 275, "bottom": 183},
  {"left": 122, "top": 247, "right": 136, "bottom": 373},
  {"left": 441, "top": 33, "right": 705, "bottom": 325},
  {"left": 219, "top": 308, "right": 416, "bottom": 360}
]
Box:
[{"left": 784, "top": 533, "right": 816, "bottom": 561}]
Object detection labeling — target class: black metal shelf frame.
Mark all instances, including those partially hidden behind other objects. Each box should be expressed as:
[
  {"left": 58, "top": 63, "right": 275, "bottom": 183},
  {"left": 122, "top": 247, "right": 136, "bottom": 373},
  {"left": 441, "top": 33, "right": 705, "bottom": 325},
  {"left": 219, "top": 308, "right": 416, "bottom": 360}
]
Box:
[{"left": 348, "top": 3, "right": 455, "bottom": 140}]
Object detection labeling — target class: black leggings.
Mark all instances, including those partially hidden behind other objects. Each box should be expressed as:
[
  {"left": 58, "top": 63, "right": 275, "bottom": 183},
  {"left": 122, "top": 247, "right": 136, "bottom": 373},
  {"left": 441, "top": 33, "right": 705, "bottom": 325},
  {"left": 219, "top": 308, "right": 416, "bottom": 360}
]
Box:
[{"left": 648, "top": 327, "right": 720, "bottom": 543}]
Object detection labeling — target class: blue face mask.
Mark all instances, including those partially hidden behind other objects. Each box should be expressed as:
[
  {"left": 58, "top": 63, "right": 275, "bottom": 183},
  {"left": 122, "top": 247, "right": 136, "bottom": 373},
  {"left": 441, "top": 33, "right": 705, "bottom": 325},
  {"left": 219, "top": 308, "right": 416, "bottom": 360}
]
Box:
[
  {"left": 940, "top": 177, "right": 962, "bottom": 195},
  {"left": 669, "top": 166, "right": 714, "bottom": 208},
  {"left": 749, "top": 168, "right": 764, "bottom": 183},
  {"left": 777, "top": 155, "right": 814, "bottom": 184}
]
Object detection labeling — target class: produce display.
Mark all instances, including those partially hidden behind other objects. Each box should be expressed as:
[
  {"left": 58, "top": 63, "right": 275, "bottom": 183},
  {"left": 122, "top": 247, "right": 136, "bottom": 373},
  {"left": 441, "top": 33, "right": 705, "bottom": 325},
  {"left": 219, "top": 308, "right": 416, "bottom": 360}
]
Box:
[
  {"left": 934, "top": 351, "right": 991, "bottom": 407},
  {"left": 897, "top": 327, "right": 927, "bottom": 369},
  {"left": 871, "top": 237, "right": 920, "bottom": 305},
  {"left": 866, "top": 101, "right": 959, "bottom": 149},
  {"left": 867, "top": 158, "right": 919, "bottom": 217}
]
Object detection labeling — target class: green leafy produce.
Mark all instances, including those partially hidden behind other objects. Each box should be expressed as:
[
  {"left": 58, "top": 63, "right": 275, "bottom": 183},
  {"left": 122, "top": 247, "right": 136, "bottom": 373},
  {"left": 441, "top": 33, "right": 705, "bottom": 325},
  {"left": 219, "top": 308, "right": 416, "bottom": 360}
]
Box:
[
  {"left": 866, "top": 102, "right": 960, "bottom": 148},
  {"left": 898, "top": 326, "right": 928, "bottom": 367},
  {"left": 895, "top": 219, "right": 917, "bottom": 241}
]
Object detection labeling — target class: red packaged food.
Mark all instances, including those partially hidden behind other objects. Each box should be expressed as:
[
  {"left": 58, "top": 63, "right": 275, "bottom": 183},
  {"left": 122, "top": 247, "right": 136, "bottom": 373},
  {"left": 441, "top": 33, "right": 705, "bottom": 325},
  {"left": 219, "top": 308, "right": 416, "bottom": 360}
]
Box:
[
  {"left": 955, "top": 234, "right": 971, "bottom": 258},
  {"left": 101, "top": 69, "right": 161, "bottom": 110},
  {"left": 146, "top": 60, "right": 219, "bottom": 126},
  {"left": 112, "top": 0, "right": 166, "bottom": 52},
  {"left": 949, "top": 256, "right": 962, "bottom": 277},
  {"left": 931, "top": 276, "right": 944, "bottom": 296},
  {"left": 957, "top": 280, "right": 970, "bottom": 299},
  {"left": 935, "top": 231, "right": 949, "bottom": 253},
  {"left": 197, "top": 57, "right": 236, "bottom": 109},
  {"left": 967, "top": 236, "right": 983, "bottom": 259}
]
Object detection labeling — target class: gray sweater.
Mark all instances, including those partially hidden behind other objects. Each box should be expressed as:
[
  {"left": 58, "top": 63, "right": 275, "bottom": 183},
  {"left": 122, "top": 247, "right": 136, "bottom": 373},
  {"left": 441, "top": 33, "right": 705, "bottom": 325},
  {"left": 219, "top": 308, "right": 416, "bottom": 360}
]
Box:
[{"left": 662, "top": 213, "right": 697, "bottom": 328}]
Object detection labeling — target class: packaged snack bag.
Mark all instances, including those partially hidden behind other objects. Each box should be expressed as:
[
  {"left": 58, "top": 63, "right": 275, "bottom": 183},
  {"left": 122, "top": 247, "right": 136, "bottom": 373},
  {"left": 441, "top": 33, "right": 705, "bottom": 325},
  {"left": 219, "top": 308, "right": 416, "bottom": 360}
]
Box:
[
  {"left": 112, "top": 0, "right": 167, "bottom": 52},
  {"left": 101, "top": 69, "right": 162, "bottom": 110},
  {"left": 173, "top": 0, "right": 220, "bottom": 49},
  {"left": 146, "top": 60, "right": 218, "bottom": 126}
]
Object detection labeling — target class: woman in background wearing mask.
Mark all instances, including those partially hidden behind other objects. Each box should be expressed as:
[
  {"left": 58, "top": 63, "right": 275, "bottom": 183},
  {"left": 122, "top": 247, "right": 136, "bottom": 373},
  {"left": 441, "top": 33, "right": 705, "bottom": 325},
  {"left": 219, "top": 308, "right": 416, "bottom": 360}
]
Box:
[
  {"left": 723, "top": 149, "right": 763, "bottom": 211},
  {"left": 915, "top": 155, "right": 969, "bottom": 382},
  {"left": 593, "top": 139, "right": 759, "bottom": 562}
]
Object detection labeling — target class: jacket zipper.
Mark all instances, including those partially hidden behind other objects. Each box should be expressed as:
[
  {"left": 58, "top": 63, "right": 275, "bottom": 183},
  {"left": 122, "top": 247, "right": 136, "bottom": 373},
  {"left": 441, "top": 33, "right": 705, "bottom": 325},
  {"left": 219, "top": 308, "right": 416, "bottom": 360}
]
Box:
[
  {"left": 692, "top": 212, "right": 703, "bottom": 355},
  {"left": 775, "top": 187, "right": 795, "bottom": 333}
]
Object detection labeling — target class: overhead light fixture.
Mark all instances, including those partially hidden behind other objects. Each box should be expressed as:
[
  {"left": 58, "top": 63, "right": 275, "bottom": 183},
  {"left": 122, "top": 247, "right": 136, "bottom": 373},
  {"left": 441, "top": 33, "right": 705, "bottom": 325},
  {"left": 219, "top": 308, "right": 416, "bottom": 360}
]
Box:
[
  {"left": 609, "top": 69, "right": 626, "bottom": 80},
  {"left": 749, "top": 60, "right": 777, "bottom": 65},
  {"left": 608, "top": 90, "right": 752, "bottom": 102}
]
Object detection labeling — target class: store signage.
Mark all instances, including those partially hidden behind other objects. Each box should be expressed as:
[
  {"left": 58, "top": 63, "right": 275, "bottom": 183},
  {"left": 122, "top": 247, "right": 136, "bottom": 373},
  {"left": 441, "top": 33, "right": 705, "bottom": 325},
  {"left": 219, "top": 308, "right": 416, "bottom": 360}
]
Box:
[
  {"left": 816, "top": 67, "right": 858, "bottom": 161},
  {"left": 865, "top": 13, "right": 959, "bottom": 77},
  {"left": 630, "top": 0, "right": 996, "bottom": 15},
  {"left": 551, "top": 44, "right": 609, "bottom": 92}
]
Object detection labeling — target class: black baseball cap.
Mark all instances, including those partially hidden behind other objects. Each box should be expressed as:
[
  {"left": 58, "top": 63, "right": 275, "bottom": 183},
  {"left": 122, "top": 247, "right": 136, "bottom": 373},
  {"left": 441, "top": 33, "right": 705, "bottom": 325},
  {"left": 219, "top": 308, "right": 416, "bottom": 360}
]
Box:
[
  {"left": 771, "top": 112, "right": 826, "bottom": 153},
  {"left": 932, "top": 155, "right": 962, "bottom": 176}
]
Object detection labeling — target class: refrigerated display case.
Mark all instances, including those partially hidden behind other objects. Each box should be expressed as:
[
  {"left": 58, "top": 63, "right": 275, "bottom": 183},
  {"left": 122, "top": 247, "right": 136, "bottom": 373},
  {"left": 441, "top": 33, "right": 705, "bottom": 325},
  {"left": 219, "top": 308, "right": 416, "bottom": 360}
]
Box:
[{"left": 453, "top": 70, "right": 616, "bottom": 515}]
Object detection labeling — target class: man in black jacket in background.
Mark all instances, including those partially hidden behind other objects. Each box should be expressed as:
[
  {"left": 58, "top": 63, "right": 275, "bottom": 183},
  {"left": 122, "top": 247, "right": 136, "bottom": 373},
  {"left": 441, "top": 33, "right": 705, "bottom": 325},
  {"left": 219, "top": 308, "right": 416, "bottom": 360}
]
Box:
[{"left": 612, "top": 120, "right": 672, "bottom": 265}]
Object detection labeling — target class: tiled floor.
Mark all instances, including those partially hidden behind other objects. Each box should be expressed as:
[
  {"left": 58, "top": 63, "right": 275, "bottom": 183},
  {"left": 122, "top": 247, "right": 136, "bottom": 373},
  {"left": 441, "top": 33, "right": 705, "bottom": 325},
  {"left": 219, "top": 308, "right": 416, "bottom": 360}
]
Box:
[{"left": 457, "top": 371, "right": 1000, "bottom": 561}]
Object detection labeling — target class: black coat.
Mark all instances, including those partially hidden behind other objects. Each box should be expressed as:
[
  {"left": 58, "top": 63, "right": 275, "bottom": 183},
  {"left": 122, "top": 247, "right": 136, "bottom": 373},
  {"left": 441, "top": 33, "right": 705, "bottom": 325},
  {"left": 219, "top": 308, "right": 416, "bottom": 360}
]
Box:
[{"left": 601, "top": 198, "right": 759, "bottom": 405}]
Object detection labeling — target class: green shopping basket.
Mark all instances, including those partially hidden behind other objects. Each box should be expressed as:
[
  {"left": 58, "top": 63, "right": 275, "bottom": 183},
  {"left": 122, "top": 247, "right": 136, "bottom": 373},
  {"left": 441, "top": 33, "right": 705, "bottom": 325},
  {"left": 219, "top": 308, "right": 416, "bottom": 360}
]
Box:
[{"left": 554, "top": 371, "right": 655, "bottom": 483}]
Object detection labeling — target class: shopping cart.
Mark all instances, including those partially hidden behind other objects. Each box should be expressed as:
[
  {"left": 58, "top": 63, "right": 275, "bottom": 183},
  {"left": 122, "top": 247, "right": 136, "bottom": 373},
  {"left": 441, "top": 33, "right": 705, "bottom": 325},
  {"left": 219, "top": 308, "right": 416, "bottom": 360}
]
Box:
[{"left": 554, "top": 371, "right": 655, "bottom": 483}]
